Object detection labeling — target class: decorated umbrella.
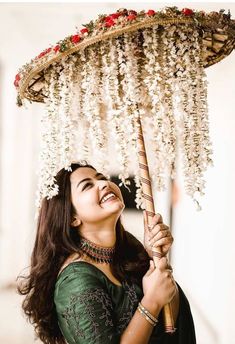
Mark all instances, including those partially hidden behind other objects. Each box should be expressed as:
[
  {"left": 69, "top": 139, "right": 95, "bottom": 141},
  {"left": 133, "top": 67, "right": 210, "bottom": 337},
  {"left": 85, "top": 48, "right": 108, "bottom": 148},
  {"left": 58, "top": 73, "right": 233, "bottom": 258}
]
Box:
[{"left": 14, "top": 6, "right": 235, "bottom": 333}]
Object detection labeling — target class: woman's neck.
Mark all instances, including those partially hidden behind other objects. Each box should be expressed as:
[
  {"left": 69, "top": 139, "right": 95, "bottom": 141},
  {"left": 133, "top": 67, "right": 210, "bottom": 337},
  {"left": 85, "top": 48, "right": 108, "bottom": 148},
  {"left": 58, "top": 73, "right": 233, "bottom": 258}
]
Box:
[{"left": 78, "top": 224, "right": 116, "bottom": 247}]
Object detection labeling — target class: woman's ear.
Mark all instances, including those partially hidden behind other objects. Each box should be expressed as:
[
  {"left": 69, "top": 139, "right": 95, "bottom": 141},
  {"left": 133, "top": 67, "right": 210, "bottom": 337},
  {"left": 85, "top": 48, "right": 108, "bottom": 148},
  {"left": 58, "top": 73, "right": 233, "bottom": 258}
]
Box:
[{"left": 71, "top": 215, "right": 81, "bottom": 227}]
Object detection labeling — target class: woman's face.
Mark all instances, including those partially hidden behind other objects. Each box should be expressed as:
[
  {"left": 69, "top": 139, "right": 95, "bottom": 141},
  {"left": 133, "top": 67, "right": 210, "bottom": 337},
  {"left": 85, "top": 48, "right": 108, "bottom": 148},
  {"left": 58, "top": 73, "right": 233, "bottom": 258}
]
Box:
[{"left": 70, "top": 167, "right": 125, "bottom": 227}]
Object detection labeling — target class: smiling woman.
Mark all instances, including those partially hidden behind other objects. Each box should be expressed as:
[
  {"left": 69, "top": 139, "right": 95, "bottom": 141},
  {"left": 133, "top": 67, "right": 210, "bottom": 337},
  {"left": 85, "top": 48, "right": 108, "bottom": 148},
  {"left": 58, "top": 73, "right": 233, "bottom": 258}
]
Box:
[
  {"left": 17, "top": 162, "right": 196, "bottom": 344},
  {"left": 70, "top": 167, "right": 124, "bottom": 232}
]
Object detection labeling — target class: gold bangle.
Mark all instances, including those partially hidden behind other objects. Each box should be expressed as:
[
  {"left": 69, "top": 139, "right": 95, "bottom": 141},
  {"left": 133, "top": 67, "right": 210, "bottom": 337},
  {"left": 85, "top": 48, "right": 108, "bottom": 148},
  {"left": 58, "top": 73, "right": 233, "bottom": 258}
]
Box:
[
  {"left": 137, "top": 306, "right": 157, "bottom": 327},
  {"left": 138, "top": 302, "right": 159, "bottom": 324}
]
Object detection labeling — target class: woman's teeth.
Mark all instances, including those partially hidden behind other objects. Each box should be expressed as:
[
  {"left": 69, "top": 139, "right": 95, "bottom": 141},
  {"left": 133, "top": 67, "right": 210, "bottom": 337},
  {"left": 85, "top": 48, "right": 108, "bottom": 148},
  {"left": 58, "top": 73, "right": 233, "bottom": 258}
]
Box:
[{"left": 101, "top": 193, "right": 116, "bottom": 204}]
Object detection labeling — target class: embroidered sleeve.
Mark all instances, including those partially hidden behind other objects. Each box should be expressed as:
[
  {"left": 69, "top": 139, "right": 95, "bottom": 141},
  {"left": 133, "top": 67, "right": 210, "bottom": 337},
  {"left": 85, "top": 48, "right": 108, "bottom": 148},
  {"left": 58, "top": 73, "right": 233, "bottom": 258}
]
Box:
[{"left": 54, "top": 267, "right": 120, "bottom": 344}]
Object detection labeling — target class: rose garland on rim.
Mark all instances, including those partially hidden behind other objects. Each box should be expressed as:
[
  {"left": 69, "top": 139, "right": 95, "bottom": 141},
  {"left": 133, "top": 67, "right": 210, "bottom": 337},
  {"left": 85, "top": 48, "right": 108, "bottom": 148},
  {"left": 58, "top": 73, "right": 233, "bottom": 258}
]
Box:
[
  {"left": 13, "top": 6, "right": 234, "bottom": 212},
  {"left": 14, "top": 6, "right": 231, "bottom": 97}
]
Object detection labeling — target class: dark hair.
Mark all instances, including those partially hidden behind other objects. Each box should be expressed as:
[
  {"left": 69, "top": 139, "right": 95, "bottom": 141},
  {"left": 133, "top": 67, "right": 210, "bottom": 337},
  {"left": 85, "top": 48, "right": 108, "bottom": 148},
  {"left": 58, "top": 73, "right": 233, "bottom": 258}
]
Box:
[{"left": 17, "top": 163, "right": 150, "bottom": 344}]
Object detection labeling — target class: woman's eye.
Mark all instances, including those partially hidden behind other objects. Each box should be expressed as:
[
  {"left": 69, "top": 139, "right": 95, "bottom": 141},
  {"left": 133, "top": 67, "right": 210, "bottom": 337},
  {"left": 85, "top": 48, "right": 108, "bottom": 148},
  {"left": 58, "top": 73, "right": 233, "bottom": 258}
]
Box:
[
  {"left": 82, "top": 182, "right": 92, "bottom": 191},
  {"left": 81, "top": 176, "right": 107, "bottom": 191}
]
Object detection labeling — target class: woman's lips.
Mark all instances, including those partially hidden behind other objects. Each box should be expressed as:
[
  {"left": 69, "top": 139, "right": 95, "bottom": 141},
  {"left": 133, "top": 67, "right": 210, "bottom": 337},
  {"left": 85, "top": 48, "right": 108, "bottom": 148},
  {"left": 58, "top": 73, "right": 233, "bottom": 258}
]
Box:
[{"left": 100, "top": 192, "right": 118, "bottom": 204}]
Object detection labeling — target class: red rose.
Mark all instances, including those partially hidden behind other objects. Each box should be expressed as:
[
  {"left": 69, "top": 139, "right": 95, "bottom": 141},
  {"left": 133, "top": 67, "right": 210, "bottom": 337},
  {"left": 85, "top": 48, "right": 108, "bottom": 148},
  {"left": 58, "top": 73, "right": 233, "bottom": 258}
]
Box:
[
  {"left": 146, "top": 10, "right": 156, "bottom": 16},
  {"left": 53, "top": 45, "right": 60, "bottom": 53},
  {"left": 182, "top": 8, "right": 194, "bottom": 16},
  {"left": 71, "top": 34, "right": 81, "bottom": 44},
  {"left": 118, "top": 9, "right": 128, "bottom": 16},
  {"left": 14, "top": 74, "right": 21, "bottom": 87},
  {"left": 127, "top": 14, "right": 136, "bottom": 21},
  {"left": 129, "top": 10, "right": 137, "bottom": 15},
  {"left": 110, "top": 13, "right": 121, "bottom": 20},
  {"left": 105, "top": 19, "right": 115, "bottom": 27},
  {"left": 15, "top": 74, "right": 20, "bottom": 81},
  {"left": 104, "top": 16, "right": 111, "bottom": 22},
  {"left": 37, "top": 51, "right": 46, "bottom": 58},
  {"left": 37, "top": 47, "right": 52, "bottom": 58},
  {"left": 80, "top": 28, "right": 88, "bottom": 34}
]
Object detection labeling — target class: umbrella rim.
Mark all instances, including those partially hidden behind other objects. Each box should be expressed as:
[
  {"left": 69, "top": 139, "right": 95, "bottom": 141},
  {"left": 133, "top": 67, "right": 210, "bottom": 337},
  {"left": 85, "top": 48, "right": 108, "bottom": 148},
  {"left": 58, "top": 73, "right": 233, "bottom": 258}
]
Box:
[{"left": 15, "top": 7, "right": 235, "bottom": 105}]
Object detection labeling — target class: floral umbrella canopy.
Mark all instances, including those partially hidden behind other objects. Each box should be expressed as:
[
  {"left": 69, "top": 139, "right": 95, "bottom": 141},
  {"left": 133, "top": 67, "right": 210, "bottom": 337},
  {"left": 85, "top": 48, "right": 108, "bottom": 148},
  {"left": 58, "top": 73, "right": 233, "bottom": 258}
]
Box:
[{"left": 14, "top": 6, "right": 235, "bottom": 332}]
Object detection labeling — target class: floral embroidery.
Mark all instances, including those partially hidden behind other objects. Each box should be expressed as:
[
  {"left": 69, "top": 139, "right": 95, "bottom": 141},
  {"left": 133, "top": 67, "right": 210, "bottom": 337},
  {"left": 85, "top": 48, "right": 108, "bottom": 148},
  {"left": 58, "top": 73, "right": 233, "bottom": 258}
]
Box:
[
  {"left": 59, "top": 279, "right": 141, "bottom": 342},
  {"left": 116, "top": 281, "right": 139, "bottom": 334},
  {"left": 61, "top": 294, "right": 85, "bottom": 339},
  {"left": 60, "top": 287, "right": 115, "bottom": 342}
]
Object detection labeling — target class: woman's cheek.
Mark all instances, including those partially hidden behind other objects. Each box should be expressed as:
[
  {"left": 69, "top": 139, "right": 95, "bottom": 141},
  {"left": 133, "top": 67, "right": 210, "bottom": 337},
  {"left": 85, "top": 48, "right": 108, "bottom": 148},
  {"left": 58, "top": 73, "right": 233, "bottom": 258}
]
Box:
[{"left": 114, "top": 186, "right": 124, "bottom": 204}]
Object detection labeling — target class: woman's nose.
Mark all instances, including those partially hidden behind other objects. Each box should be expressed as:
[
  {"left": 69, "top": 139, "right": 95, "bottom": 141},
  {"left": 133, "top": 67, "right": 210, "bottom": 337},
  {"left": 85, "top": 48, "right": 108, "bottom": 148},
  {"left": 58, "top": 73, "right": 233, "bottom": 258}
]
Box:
[{"left": 98, "top": 180, "right": 109, "bottom": 190}]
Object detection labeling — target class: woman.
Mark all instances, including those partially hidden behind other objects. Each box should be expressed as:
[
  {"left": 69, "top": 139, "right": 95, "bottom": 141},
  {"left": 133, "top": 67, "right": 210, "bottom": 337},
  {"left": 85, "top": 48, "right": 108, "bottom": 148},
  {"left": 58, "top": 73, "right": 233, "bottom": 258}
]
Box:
[{"left": 18, "top": 162, "right": 196, "bottom": 344}]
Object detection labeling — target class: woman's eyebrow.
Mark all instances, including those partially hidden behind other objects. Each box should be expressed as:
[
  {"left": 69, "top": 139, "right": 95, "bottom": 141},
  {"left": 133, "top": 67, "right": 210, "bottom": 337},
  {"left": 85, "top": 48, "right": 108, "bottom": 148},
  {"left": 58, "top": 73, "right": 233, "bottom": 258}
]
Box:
[{"left": 76, "top": 173, "right": 104, "bottom": 188}]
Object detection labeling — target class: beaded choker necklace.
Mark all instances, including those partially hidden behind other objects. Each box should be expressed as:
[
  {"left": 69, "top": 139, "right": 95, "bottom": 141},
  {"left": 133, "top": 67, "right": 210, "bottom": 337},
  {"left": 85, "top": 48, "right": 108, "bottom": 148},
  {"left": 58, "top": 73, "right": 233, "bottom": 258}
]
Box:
[{"left": 79, "top": 237, "right": 115, "bottom": 264}]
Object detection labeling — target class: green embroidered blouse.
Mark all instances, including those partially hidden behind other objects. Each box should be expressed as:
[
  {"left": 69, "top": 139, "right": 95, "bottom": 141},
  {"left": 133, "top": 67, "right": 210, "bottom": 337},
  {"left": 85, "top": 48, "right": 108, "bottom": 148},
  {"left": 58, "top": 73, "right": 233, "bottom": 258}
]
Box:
[{"left": 54, "top": 261, "right": 196, "bottom": 344}]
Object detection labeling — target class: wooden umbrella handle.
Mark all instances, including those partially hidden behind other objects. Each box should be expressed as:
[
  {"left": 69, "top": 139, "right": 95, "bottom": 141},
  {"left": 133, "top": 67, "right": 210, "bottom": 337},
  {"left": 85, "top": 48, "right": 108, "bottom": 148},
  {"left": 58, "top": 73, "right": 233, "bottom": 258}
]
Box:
[{"left": 136, "top": 115, "right": 176, "bottom": 333}]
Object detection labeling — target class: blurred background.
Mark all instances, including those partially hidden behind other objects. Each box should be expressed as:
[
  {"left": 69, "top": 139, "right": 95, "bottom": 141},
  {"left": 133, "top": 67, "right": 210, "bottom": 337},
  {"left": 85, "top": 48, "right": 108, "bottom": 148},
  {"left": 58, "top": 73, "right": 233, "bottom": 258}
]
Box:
[{"left": 0, "top": 2, "right": 235, "bottom": 343}]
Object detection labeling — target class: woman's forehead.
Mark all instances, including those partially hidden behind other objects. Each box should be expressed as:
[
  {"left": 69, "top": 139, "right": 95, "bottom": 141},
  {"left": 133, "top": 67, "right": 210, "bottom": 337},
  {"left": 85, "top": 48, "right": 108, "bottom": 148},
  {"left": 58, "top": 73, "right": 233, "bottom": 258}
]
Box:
[{"left": 70, "top": 167, "right": 97, "bottom": 185}]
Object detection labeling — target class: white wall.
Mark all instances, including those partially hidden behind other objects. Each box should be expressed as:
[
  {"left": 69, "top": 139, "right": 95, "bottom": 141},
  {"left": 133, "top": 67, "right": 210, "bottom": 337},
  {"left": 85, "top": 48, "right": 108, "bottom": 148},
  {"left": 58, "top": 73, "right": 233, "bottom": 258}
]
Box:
[{"left": 0, "top": 2, "right": 235, "bottom": 344}]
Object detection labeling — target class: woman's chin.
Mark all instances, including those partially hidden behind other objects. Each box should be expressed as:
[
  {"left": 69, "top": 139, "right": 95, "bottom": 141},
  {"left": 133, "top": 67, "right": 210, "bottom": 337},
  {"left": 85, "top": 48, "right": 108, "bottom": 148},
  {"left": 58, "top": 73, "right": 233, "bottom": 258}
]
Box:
[{"left": 102, "top": 199, "right": 125, "bottom": 215}]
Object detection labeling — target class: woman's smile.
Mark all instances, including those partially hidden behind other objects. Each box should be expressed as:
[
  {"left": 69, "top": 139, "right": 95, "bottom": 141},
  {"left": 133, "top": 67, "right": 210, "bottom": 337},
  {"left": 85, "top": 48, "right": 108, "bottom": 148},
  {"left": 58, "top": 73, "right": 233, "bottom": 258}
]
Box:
[{"left": 100, "top": 191, "right": 118, "bottom": 204}]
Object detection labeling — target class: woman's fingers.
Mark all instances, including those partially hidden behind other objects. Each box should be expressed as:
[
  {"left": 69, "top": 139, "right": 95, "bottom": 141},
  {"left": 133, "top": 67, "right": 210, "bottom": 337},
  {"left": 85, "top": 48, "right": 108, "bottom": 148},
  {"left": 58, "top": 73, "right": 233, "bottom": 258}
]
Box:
[
  {"left": 157, "top": 257, "right": 168, "bottom": 271},
  {"left": 145, "top": 212, "right": 163, "bottom": 231},
  {"left": 148, "top": 224, "right": 169, "bottom": 238},
  {"left": 148, "top": 226, "right": 171, "bottom": 242},
  {"left": 167, "top": 265, "right": 173, "bottom": 273},
  {"left": 145, "top": 260, "right": 155, "bottom": 276},
  {"left": 153, "top": 213, "right": 163, "bottom": 224},
  {"left": 148, "top": 213, "right": 163, "bottom": 229},
  {"left": 159, "top": 259, "right": 174, "bottom": 281},
  {"left": 144, "top": 212, "right": 174, "bottom": 253},
  {"left": 149, "top": 226, "right": 169, "bottom": 240},
  {"left": 149, "top": 236, "right": 173, "bottom": 248},
  {"left": 147, "top": 259, "right": 174, "bottom": 277}
]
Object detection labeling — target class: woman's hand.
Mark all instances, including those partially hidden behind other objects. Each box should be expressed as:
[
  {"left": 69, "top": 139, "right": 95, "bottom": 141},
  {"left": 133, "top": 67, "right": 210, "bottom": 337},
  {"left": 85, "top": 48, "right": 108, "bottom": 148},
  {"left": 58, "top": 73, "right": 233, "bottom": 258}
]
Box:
[
  {"left": 143, "top": 211, "right": 174, "bottom": 258},
  {"left": 142, "top": 258, "right": 176, "bottom": 308}
]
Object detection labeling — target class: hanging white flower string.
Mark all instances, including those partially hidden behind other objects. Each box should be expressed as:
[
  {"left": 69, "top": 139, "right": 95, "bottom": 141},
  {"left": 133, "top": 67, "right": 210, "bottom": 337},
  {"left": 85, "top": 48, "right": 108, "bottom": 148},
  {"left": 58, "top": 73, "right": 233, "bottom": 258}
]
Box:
[
  {"left": 35, "top": 67, "right": 60, "bottom": 211},
  {"left": 122, "top": 32, "right": 146, "bottom": 208},
  {"left": 80, "top": 46, "right": 109, "bottom": 173},
  {"left": 77, "top": 50, "right": 93, "bottom": 163},
  {"left": 161, "top": 24, "right": 177, "bottom": 179},
  {"left": 142, "top": 27, "right": 168, "bottom": 192},
  {"left": 58, "top": 56, "right": 77, "bottom": 171},
  {"left": 175, "top": 24, "right": 213, "bottom": 208},
  {"left": 69, "top": 54, "right": 88, "bottom": 163},
  {"left": 115, "top": 35, "right": 135, "bottom": 184},
  {"left": 101, "top": 38, "right": 131, "bottom": 186}
]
